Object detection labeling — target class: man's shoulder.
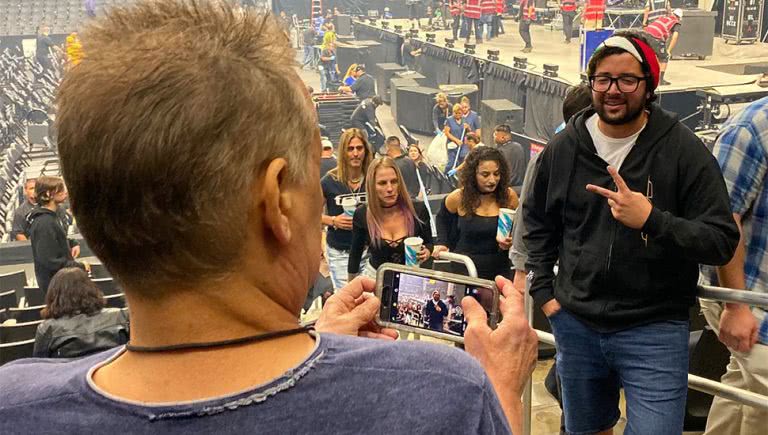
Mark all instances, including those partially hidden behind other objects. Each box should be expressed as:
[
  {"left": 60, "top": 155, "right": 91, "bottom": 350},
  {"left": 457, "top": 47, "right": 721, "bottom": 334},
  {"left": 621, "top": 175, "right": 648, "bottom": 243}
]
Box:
[
  {"left": 0, "top": 348, "right": 118, "bottom": 409},
  {"left": 319, "top": 333, "right": 488, "bottom": 385}
]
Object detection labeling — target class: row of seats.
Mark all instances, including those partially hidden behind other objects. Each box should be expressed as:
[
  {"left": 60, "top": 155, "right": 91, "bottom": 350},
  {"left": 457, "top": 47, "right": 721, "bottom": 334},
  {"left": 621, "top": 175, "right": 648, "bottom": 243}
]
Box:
[
  {"left": 0, "top": 0, "right": 137, "bottom": 36},
  {"left": 0, "top": 266, "right": 125, "bottom": 365}
]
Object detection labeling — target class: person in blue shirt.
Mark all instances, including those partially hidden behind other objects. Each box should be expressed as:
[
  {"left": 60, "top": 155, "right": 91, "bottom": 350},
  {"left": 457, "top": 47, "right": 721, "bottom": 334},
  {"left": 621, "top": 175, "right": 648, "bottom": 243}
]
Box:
[
  {"left": 460, "top": 96, "right": 481, "bottom": 138},
  {"left": 443, "top": 103, "right": 470, "bottom": 174}
]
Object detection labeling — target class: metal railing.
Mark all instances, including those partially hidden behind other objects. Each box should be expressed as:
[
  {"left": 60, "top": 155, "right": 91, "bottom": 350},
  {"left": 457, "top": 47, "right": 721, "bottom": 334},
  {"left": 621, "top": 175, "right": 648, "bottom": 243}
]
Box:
[{"left": 521, "top": 284, "right": 768, "bottom": 435}]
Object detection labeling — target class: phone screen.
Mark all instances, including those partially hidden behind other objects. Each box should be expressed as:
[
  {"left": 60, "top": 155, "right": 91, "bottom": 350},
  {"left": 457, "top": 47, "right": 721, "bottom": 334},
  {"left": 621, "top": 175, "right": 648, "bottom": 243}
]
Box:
[{"left": 379, "top": 270, "right": 495, "bottom": 337}]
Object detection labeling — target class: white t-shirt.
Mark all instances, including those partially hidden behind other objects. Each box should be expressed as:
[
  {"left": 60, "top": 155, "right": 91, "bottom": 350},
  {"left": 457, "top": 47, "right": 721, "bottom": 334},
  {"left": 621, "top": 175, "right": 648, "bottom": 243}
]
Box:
[{"left": 585, "top": 114, "right": 646, "bottom": 170}]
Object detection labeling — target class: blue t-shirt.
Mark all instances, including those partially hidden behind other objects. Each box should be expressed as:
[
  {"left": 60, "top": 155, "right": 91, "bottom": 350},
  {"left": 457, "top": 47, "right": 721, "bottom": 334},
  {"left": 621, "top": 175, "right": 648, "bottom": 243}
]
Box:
[
  {"left": 0, "top": 333, "right": 511, "bottom": 434},
  {"left": 343, "top": 76, "right": 356, "bottom": 86},
  {"left": 464, "top": 110, "right": 481, "bottom": 132}
]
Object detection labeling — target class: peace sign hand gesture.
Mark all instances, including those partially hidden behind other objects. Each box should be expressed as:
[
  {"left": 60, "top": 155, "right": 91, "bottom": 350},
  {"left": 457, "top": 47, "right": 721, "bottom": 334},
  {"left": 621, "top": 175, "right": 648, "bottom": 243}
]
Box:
[{"left": 586, "top": 166, "right": 652, "bottom": 230}]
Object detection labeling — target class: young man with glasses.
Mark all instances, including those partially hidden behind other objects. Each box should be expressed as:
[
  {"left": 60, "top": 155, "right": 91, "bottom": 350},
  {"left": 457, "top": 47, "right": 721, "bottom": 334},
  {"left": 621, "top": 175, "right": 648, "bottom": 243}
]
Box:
[{"left": 523, "top": 31, "right": 739, "bottom": 435}]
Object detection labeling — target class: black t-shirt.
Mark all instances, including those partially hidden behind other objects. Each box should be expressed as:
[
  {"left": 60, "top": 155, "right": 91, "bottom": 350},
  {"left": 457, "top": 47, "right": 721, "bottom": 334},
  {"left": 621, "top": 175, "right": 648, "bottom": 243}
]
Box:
[
  {"left": 322, "top": 173, "right": 366, "bottom": 250},
  {"left": 402, "top": 42, "right": 415, "bottom": 66},
  {"left": 36, "top": 35, "right": 54, "bottom": 60},
  {"left": 348, "top": 201, "right": 433, "bottom": 273},
  {"left": 351, "top": 99, "right": 377, "bottom": 126},
  {"left": 350, "top": 73, "right": 376, "bottom": 100}
]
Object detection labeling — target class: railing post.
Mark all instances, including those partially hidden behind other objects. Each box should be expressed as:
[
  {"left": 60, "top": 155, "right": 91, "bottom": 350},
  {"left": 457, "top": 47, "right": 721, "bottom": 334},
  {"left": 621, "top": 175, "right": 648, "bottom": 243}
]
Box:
[{"left": 522, "top": 273, "right": 533, "bottom": 435}]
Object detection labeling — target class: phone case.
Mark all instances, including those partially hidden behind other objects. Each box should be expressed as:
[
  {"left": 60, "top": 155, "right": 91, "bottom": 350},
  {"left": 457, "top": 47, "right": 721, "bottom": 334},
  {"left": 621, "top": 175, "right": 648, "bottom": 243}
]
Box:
[{"left": 374, "top": 263, "right": 500, "bottom": 344}]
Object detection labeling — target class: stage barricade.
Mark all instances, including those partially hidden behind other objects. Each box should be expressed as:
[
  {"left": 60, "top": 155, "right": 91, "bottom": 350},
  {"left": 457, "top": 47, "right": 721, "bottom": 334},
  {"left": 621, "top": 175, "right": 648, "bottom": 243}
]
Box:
[{"left": 352, "top": 22, "right": 573, "bottom": 141}]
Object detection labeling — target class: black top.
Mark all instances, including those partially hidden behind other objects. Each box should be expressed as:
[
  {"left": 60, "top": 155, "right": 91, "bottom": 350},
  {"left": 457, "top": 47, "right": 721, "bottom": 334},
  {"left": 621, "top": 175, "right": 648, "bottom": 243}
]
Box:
[
  {"left": 11, "top": 202, "right": 71, "bottom": 241},
  {"left": 303, "top": 28, "right": 316, "bottom": 45},
  {"left": 436, "top": 202, "right": 511, "bottom": 280},
  {"left": 350, "top": 73, "right": 376, "bottom": 101},
  {"left": 348, "top": 202, "right": 433, "bottom": 274},
  {"left": 497, "top": 140, "right": 527, "bottom": 190},
  {"left": 321, "top": 173, "right": 366, "bottom": 250},
  {"left": 426, "top": 299, "right": 448, "bottom": 330},
  {"left": 27, "top": 207, "right": 83, "bottom": 293},
  {"left": 524, "top": 104, "right": 739, "bottom": 332},
  {"left": 402, "top": 41, "right": 416, "bottom": 67},
  {"left": 351, "top": 98, "right": 377, "bottom": 126},
  {"left": 33, "top": 309, "right": 130, "bottom": 358}
]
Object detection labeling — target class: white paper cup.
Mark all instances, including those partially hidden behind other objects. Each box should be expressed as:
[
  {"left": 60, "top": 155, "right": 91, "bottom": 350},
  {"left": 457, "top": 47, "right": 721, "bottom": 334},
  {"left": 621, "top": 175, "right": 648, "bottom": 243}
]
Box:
[
  {"left": 341, "top": 197, "right": 357, "bottom": 216},
  {"left": 496, "top": 208, "right": 516, "bottom": 243},
  {"left": 404, "top": 237, "right": 424, "bottom": 266}
]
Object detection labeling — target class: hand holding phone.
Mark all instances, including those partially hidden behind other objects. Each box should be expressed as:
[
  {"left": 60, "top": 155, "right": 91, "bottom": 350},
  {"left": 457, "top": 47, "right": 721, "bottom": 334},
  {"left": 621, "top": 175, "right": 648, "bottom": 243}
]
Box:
[
  {"left": 375, "top": 264, "right": 500, "bottom": 342},
  {"left": 316, "top": 277, "right": 398, "bottom": 340},
  {"left": 463, "top": 276, "right": 538, "bottom": 434}
]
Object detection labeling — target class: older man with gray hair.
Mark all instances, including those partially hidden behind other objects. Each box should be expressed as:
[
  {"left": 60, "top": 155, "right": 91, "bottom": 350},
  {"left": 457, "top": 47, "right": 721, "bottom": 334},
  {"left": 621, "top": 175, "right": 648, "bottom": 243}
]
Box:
[{"left": 0, "top": 1, "right": 537, "bottom": 434}]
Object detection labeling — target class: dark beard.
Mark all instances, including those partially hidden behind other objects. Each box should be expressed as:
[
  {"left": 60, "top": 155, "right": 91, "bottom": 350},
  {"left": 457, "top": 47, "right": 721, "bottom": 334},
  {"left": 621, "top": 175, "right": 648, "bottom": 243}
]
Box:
[{"left": 595, "top": 97, "right": 646, "bottom": 126}]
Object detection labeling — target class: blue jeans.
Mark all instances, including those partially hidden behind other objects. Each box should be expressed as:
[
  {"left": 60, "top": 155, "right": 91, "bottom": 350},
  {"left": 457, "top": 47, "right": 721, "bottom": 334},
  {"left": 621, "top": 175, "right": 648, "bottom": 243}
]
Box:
[
  {"left": 549, "top": 308, "right": 689, "bottom": 435},
  {"left": 480, "top": 14, "right": 494, "bottom": 40},
  {"left": 325, "top": 244, "right": 369, "bottom": 290}
]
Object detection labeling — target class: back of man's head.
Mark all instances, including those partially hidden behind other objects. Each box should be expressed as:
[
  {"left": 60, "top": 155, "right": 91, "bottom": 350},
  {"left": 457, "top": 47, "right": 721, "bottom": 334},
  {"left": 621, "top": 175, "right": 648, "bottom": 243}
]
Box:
[
  {"left": 562, "top": 84, "right": 592, "bottom": 122},
  {"left": 386, "top": 136, "right": 401, "bottom": 148},
  {"left": 56, "top": 0, "right": 316, "bottom": 290},
  {"left": 371, "top": 95, "right": 383, "bottom": 106}
]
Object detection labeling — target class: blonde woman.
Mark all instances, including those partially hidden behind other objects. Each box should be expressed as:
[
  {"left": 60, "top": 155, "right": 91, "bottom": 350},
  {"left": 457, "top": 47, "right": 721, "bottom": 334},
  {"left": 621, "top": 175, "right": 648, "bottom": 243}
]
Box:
[
  {"left": 432, "top": 92, "right": 450, "bottom": 134},
  {"left": 342, "top": 63, "right": 358, "bottom": 86},
  {"left": 321, "top": 129, "right": 373, "bottom": 290},
  {"left": 348, "top": 157, "right": 432, "bottom": 280}
]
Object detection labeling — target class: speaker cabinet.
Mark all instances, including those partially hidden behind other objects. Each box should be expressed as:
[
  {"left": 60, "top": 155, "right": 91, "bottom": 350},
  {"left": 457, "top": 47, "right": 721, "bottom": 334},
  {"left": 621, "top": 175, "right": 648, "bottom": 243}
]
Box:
[
  {"left": 439, "top": 84, "right": 480, "bottom": 111},
  {"left": 394, "top": 70, "right": 429, "bottom": 86},
  {"left": 396, "top": 86, "right": 441, "bottom": 135},
  {"left": 374, "top": 62, "right": 407, "bottom": 103},
  {"left": 335, "top": 15, "right": 352, "bottom": 36},
  {"left": 390, "top": 78, "right": 421, "bottom": 121},
  {"left": 480, "top": 99, "right": 525, "bottom": 146}
]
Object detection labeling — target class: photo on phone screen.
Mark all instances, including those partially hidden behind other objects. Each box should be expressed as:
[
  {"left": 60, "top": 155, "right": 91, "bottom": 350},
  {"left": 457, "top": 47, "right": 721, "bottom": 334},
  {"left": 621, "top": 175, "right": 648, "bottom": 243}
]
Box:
[{"left": 380, "top": 270, "right": 495, "bottom": 337}]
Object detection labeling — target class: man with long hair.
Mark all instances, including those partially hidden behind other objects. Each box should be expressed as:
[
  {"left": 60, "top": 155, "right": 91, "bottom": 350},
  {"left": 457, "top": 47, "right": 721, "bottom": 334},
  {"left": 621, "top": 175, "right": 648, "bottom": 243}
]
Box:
[{"left": 321, "top": 129, "right": 374, "bottom": 290}]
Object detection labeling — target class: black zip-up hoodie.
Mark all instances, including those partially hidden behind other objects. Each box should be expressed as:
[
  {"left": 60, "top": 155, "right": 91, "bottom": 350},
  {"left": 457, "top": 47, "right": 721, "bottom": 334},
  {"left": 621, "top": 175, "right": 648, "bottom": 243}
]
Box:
[
  {"left": 523, "top": 104, "right": 739, "bottom": 332},
  {"left": 27, "top": 207, "right": 82, "bottom": 293}
]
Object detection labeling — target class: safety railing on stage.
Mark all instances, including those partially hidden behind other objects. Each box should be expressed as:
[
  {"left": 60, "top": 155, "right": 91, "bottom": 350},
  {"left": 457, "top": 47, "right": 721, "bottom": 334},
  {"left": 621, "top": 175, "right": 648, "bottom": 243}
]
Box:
[{"left": 521, "top": 283, "right": 768, "bottom": 435}]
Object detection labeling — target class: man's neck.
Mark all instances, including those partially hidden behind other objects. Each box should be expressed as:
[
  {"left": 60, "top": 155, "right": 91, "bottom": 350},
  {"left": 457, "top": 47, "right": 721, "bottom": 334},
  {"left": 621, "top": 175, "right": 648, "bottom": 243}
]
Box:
[
  {"left": 347, "top": 166, "right": 362, "bottom": 180},
  {"left": 597, "top": 111, "right": 648, "bottom": 139},
  {"left": 92, "top": 273, "right": 315, "bottom": 403},
  {"left": 387, "top": 148, "right": 402, "bottom": 159}
]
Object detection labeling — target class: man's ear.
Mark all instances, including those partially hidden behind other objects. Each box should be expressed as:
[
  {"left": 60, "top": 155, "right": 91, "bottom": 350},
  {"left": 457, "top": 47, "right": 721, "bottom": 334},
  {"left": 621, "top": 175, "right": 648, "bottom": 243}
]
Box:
[{"left": 260, "top": 158, "right": 294, "bottom": 245}]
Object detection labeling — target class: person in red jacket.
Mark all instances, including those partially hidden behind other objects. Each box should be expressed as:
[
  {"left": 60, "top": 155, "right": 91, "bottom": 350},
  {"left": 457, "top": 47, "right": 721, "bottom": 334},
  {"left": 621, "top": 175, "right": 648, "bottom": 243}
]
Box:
[
  {"left": 559, "top": 0, "right": 578, "bottom": 43},
  {"left": 644, "top": 9, "right": 682, "bottom": 85},
  {"left": 449, "top": 0, "right": 463, "bottom": 40},
  {"left": 480, "top": 0, "right": 496, "bottom": 41},
  {"left": 519, "top": 0, "right": 535, "bottom": 52},
  {"left": 463, "top": 0, "right": 482, "bottom": 44}
]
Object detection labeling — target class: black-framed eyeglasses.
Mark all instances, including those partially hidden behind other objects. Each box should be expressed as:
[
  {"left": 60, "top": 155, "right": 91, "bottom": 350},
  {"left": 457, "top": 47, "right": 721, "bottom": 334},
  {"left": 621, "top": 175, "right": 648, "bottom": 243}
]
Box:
[{"left": 589, "top": 75, "right": 647, "bottom": 93}]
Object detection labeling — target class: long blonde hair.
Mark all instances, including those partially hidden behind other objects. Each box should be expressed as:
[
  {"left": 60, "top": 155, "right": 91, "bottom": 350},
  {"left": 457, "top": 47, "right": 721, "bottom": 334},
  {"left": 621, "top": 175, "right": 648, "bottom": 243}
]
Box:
[
  {"left": 343, "top": 63, "right": 358, "bottom": 82},
  {"left": 328, "top": 128, "right": 372, "bottom": 186},
  {"left": 365, "top": 157, "right": 420, "bottom": 246}
]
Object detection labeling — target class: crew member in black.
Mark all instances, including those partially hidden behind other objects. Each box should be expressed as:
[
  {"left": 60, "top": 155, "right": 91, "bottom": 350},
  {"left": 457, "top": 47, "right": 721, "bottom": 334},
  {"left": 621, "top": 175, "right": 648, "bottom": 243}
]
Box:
[
  {"left": 339, "top": 65, "right": 375, "bottom": 100},
  {"left": 28, "top": 176, "right": 88, "bottom": 293},
  {"left": 434, "top": 147, "right": 519, "bottom": 280},
  {"left": 348, "top": 157, "right": 432, "bottom": 279},
  {"left": 349, "top": 95, "right": 382, "bottom": 135}
]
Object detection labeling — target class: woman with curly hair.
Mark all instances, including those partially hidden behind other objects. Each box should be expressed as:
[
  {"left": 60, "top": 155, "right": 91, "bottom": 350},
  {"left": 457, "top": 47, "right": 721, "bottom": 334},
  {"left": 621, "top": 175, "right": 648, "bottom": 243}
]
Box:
[{"left": 433, "top": 147, "right": 519, "bottom": 280}]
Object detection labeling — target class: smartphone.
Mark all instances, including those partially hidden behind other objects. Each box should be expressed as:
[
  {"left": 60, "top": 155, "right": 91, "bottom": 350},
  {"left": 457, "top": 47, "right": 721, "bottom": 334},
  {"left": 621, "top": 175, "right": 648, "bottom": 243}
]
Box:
[{"left": 375, "top": 263, "right": 500, "bottom": 343}]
